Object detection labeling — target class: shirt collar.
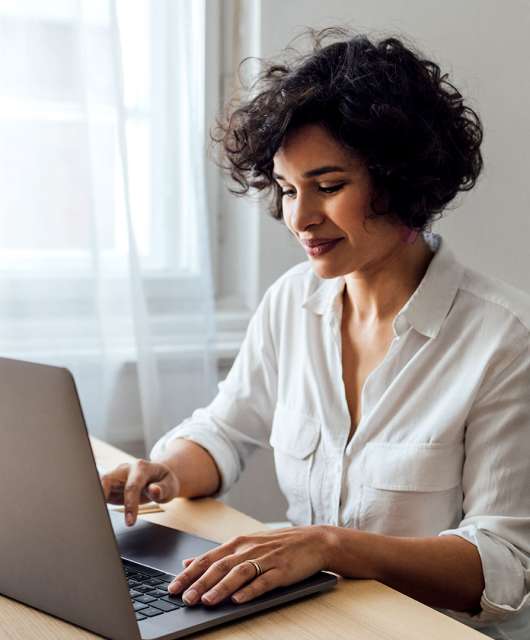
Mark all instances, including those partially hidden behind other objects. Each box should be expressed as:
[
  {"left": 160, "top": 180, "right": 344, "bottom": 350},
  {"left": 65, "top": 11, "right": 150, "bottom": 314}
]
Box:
[{"left": 301, "top": 232, "right": 464, "bottom": 339}]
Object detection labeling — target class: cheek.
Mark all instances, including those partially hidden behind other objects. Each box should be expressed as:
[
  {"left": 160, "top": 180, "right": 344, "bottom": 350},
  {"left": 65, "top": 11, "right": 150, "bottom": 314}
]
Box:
[
  {"left": 335, "top": 183, "right": 372, "bottom": 210},
  {"left": 282, "top": 204, "right": 296, "bottom": 232},
  {"left": 333, "top": 197, "right": 370, "bottom": 232},
  {"left": 349, "top": 188, "right": 374, "bottom": 214}
]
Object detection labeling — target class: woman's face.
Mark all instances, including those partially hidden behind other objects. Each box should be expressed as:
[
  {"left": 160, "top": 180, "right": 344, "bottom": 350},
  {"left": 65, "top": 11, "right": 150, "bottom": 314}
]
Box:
[{"left": 272, "top": 123, "right": 404, "bottom": 280}]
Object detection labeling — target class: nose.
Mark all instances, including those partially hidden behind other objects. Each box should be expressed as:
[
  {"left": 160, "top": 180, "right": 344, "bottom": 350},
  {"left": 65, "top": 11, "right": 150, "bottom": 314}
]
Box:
[{"left": 285, "top": 192, "right": 324, "bottom": 233}]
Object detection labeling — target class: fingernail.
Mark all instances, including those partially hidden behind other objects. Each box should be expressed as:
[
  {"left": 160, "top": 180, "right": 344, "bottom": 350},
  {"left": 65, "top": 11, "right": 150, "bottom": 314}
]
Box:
[
  {"left": 168, "top": 579, "right": 182, "bottom": 593},
  {"left": 202, "top": 589, "right": 217, "bottom": 604},
  {"left": 232, "top": 593, "right": 243, "bottom": 603},
  {"left": 149, "top": 485, "right": 160, "bottom": 499},
  {"left": 183, "top": 589, "right": 197, "bottom": 605},
  {"left": 126, "top": 512, "right": 133, "bottom": 526}
]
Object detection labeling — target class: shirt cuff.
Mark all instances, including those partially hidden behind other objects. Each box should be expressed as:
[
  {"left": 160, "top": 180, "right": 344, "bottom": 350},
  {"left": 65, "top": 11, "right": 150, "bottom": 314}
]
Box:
[
  {"left": 438, "top": 524, "right": 530, "bottom": 624},
  {"left": 149, "top": 418, "right": 241, "bottom": 498}
]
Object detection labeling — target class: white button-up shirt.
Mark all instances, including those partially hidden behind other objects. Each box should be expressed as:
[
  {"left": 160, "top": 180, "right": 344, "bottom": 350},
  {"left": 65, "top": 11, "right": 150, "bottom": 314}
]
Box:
[{"left": 151, "top": 232, "right": 530, "bottom": 640}]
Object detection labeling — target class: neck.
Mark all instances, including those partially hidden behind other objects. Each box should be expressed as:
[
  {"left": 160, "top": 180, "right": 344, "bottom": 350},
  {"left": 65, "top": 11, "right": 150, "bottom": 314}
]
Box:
[{"left": 343, "top": 235, "right": 435, "bottom": 327}]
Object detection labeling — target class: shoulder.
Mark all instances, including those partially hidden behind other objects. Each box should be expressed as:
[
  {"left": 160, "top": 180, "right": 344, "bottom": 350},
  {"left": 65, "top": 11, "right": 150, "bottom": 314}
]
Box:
[
  {"left": 454, "top": 266, "right": 530, "bottom": 369},
  {"left": 458, "top": 266, "right": 530, "bottom": 335}
]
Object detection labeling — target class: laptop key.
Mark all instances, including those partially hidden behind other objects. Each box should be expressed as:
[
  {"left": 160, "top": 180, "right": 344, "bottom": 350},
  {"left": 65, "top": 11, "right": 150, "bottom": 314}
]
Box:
[
  {"left": 129, "top": 589, "right": 142, "bottom": 598},
  {"left": 134, "top": 594, "right": 157, "bottom": 604},
  {"left": 161, "top": 594, "right": 185, "bottom": 607},
  {"left": 150, "top": 599, "right": 180, "bottom": 612},
  {"left": 133, "top": 601, "right": 148, "bottom": 612},
  {"left": 133, "top": 584, "right": 153, "bottom": 593},
  {"left": 147, "top": 588, "right": 168, "bottom": 598},
  {"left": 145, "top": 578, "right": 164, "bottom": 586},
  {"left": 127, "top": 572, "right": 142, "bottom": 579},
  {"left": 125, "top": 563, "right": 164, "bottom": 578},
  {"left": 128, "top": 579, "right": 141, "bottom": 587},
  {"left": 140, "top": 607, "right": 164, "bottom": 617},
  {"left": 135, "top": 612, "right": 147, "bottom": 621},
  {"left": 139, "top": 568, "right": 165, "bottom": 578}
]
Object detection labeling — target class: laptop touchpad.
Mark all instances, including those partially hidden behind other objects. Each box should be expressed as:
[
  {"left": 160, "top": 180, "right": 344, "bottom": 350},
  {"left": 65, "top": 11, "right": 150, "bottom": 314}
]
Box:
[{"left": 109, "top": 510, "right": 218, "bottom": 574}]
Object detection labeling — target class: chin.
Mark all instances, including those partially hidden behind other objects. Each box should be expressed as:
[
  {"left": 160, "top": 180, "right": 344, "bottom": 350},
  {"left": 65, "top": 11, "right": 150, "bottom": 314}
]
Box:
[{"left": 309, "top": 260, "right": 347, "bottom": 279}]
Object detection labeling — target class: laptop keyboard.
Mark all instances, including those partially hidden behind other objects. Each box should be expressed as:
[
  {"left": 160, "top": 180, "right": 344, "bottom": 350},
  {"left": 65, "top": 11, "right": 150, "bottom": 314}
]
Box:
[{"left": 122, "top": 558, "right": 186, "bottom": 621}]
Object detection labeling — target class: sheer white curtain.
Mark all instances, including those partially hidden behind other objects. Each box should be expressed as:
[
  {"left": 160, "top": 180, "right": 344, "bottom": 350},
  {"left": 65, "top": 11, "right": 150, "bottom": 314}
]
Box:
[{"left": 0, "top": 0, "right": 218, "bottom": 452}]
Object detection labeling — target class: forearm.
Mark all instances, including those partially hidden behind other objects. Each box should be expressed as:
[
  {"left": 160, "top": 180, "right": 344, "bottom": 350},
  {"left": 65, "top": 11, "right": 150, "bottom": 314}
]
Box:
[
  {"left": 153, "top": 438, "right": 221, "bottom": 498},
  {"left": 322, "top": 526, "right": 485, "bottom": 613}
]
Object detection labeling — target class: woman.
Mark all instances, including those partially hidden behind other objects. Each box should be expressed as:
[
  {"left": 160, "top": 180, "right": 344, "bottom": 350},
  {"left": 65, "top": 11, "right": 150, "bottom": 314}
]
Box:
[{"left": 101, "top": 29, "right": 530, "bottom": 639}]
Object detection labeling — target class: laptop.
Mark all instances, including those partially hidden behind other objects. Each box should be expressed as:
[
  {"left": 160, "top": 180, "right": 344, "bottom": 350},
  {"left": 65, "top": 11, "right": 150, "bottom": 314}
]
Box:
[{"left": 0, "top": 358, "right": 337, "bottom": 640}]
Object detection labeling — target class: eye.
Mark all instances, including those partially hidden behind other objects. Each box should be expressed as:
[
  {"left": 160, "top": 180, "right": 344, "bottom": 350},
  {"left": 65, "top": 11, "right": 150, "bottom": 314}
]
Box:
[
  {"left": 279, "top": 182, "right": 345, "bottom": 198},
  {"left": 319, "top": 183, "right": 345, "bottom": 194}
]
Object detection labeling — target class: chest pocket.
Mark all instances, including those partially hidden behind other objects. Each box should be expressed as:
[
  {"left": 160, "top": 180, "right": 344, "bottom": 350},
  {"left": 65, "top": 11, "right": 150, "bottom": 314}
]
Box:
[
  {"left": 269, "top": 403, "right": 320, "bottom": 526},
  {"left": 358, "top": 441, "right": 464, "bottom": 537}
]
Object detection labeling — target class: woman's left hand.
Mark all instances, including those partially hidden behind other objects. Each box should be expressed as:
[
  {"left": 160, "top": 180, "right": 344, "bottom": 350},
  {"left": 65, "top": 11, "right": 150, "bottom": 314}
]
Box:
[{"left": 167, "top": 525, "right": 331, "bottom": 606}]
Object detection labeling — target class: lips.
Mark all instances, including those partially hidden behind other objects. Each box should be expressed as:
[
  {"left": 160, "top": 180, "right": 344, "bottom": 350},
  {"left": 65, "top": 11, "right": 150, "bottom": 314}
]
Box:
[
  {"left": 303, "top": 237, "right": 343, "bottom": 257},
  {"left": 301, "top": 238, "right": 343, "bottom": 248}
]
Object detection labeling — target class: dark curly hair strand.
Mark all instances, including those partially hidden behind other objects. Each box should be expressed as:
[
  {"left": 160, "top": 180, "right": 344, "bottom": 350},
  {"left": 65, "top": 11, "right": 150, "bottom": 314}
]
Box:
[{"left": 211, "top": 27, "right": 483, "bottom": 231}]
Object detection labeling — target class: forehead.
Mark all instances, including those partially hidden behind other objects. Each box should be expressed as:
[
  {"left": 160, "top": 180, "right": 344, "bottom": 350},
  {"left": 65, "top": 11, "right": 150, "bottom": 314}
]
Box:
[{"left": 273, "top": 123, "right": 357, "bottom": 176}]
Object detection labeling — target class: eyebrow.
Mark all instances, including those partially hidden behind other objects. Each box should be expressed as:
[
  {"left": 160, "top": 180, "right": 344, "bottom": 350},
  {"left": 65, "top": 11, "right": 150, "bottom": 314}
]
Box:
[{"left": 272, "top": 165, "right": 347, "bottom": 181}]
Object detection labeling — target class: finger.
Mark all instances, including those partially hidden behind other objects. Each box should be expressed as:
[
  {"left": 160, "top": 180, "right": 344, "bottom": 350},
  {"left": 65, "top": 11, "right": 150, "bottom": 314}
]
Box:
[
  {"left": 100, "top": 464, "right": 130, "bottom": 502},
  {"left": 168, "top": 536, "right": 255, "bottom": 593},
  {"left": 182, "top": 557, "right": 194, "bottom": 568},
  {"left": 179, "top": 556, "right": 256, "bottom": 606},
  {"left": 171, "top": 555, "right": 238, "bottom": 605},
  {"left": 123, "top": 461, "right": 152, "bottom": 526},
  {"left": 199, "top": 560, "right": 267, "bottom": 606},
  {"left": 140, "top": 460, "right": 180, "bottom": 503},
  {"left": 231, "top": 568, "right": 283, "bottom": 604},
  {"left": 168, "top": 538, "right": 244, "bottom": 594},
  {"left": 100, "top": 470, "right": 124, "bottom": 501},
  {"left": 106, "top": 486, "right": 126, "bottom": 504},
  {"left": 106, "top": 487, "right": 151, "bottom": 506},
  {"left": 146, "top": 482, "right": 163, "bottom": 502},
  {"left": 146, "top": 475, "right": 177, "bottom": 503},
  {"left": 101, "top": 476, "right": 116, "bottom": 502}
]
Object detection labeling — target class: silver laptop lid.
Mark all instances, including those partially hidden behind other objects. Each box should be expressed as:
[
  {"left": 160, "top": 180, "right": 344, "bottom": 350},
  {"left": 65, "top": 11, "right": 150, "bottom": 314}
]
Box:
[{"left": 0, "top": 358, "right": 140, "bottom": 640}]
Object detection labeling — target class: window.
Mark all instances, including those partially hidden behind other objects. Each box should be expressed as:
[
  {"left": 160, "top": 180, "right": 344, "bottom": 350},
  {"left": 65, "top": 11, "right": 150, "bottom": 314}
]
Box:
[
  {"left": 0, "top": 0, "right": 252, "bottom": 359},
  {"left": 0, "top": 0, "right": 205, "bottom": 277}
]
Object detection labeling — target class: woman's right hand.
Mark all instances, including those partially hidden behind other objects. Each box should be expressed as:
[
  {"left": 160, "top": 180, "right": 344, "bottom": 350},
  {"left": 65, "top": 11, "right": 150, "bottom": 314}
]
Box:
[{"left": 100, "top": 459, "right": 181, "bottom": 526}]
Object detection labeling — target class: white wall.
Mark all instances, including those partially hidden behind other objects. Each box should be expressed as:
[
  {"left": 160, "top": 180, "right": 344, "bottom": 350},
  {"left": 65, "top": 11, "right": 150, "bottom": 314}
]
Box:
[{"left": 215, "top": 0, "right": 530, "bottom": 523}]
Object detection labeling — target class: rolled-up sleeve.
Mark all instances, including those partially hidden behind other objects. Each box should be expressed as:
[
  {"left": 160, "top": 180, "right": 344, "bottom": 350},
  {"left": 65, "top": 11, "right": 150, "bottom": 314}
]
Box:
[
  {"left": 150, "top": 286, "right": 278, "bottom": 497},
  {"left": 438, "top": 340, "right": 530, "bottom": 625}
]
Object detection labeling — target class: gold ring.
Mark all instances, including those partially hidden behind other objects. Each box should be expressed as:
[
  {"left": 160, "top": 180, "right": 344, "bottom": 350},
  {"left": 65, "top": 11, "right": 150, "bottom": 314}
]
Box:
[{"left": 247, "top": 559, "right": 263, "bottom": 577}]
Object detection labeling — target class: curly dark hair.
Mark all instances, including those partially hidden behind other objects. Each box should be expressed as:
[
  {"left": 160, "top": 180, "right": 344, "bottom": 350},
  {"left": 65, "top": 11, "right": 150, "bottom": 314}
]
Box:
[{"left": 211, "top": 27, "right": 483, "bottom": 231}]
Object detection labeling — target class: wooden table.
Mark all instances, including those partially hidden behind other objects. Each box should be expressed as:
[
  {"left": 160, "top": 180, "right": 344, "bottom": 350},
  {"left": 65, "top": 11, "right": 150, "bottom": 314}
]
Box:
[{"left": 0, "top": 438, "right": 488, "bottom": 639}]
